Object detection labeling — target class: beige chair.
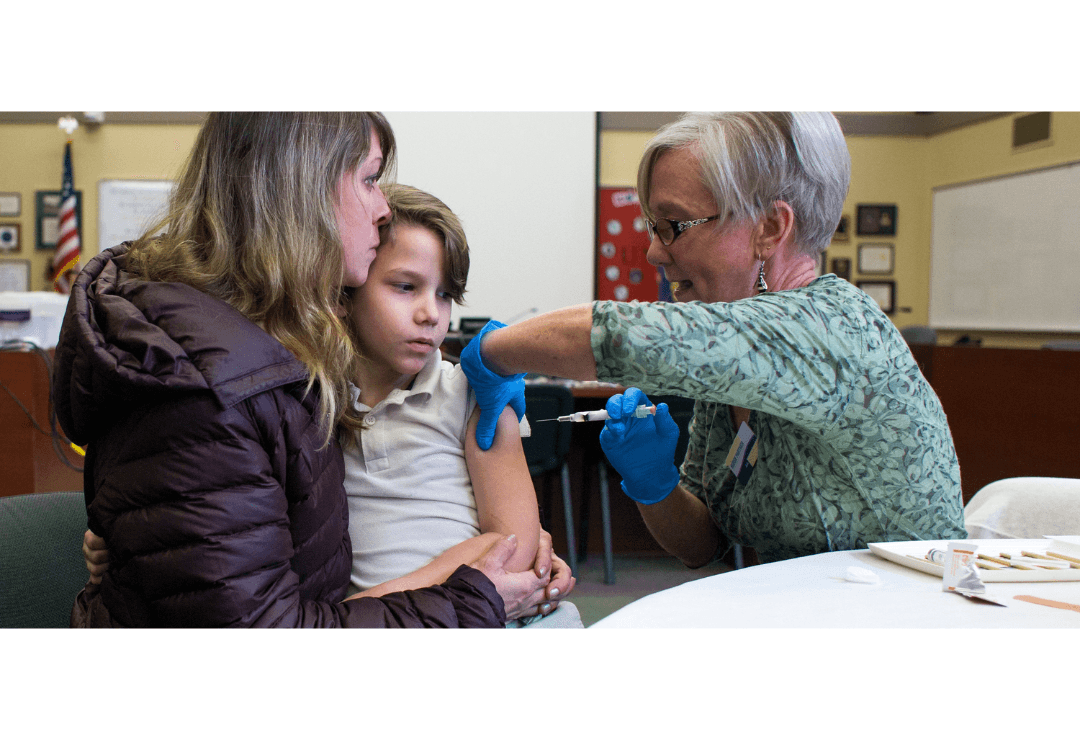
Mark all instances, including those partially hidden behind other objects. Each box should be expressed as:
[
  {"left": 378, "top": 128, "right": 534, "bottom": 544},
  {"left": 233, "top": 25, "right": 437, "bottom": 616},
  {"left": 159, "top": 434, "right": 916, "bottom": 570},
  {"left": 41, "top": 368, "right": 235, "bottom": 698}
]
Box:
[{"left": 964, "top": 477, "right": 1080, "bottom": 539}]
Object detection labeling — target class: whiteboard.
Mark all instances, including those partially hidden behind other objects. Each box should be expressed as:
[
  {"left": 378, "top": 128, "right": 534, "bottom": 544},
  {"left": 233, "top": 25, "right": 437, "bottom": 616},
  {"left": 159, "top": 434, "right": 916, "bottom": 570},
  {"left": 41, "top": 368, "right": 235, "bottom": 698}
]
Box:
[
  {"left": 383, "top": 113, "right": 596, "bottom": 325},
  {"left": 98, "top": 179, "right": 174, "bottom": 252},
  {"left": 929, "top": 161, "right": 1080, "bottom": 332}
]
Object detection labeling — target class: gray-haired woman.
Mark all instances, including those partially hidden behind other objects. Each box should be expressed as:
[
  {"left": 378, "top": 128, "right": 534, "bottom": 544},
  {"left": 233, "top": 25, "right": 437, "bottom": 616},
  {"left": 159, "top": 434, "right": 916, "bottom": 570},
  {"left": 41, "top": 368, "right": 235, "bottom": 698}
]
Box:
[{"left": 462, "top": 112, "right": 965, "bottom": 566}]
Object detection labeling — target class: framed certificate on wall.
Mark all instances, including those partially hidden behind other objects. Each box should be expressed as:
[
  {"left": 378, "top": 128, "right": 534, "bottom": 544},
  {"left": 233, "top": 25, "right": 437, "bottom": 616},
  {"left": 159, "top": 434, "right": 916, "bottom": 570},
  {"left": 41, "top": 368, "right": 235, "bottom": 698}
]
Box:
[
  {"left": 0, "top": 259, "right": 31, "bottom": 291},
  {"left": 858, "top": 243, "right": 894, "bottom": 274},
  {"left": 857, "top": 280, "right": 895, "bottom": 314}
]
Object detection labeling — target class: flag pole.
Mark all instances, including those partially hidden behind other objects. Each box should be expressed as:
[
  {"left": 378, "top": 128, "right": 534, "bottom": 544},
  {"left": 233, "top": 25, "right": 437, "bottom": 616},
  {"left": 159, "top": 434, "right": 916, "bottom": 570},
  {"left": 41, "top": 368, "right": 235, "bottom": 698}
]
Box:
[{"left": 52, "top": 117, "right": 82, "bottom": 294}]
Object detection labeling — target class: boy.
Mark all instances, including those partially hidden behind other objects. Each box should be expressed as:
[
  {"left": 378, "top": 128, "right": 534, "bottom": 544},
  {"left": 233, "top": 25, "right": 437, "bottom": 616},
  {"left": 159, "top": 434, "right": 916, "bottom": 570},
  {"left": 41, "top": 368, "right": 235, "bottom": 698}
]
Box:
[{"left": 339, "top": 184, "right": 580, "bottom": 627}]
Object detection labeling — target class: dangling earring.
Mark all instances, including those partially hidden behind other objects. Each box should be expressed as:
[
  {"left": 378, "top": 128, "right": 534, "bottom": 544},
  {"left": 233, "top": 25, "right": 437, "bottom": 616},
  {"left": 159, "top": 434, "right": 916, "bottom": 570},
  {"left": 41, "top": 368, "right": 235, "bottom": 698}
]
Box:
[{"left": 756, "top": 262, "right": 768, "bottom": 294}]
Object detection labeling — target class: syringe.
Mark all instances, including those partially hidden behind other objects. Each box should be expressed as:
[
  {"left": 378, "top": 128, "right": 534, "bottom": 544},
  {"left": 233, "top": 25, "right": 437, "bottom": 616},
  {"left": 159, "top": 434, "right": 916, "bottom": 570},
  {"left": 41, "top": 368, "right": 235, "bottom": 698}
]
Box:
[{"left": 537, "top": 405, "right": 657, "bottom": 423}]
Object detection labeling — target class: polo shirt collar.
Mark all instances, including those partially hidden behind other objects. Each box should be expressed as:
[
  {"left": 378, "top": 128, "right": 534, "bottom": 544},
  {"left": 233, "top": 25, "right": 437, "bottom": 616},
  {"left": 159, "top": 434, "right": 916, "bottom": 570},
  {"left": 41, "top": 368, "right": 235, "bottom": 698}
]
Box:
[{"left": 350, "top": 349, "right": 443, "bottom": 413}]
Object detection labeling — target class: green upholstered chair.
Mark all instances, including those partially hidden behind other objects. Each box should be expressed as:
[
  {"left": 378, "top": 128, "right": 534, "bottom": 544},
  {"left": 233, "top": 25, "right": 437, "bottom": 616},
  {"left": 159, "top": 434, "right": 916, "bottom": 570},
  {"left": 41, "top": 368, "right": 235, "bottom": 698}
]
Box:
[{"left": 0, "top": 491, "right": 88, "bottom": 628}]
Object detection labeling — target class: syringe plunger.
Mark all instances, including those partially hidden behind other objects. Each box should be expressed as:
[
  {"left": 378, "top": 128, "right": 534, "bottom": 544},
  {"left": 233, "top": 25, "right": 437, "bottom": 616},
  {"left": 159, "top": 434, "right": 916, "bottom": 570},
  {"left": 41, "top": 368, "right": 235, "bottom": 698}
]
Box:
[{"left": 556, "top": 405, "right": 656, "bottom": 423}]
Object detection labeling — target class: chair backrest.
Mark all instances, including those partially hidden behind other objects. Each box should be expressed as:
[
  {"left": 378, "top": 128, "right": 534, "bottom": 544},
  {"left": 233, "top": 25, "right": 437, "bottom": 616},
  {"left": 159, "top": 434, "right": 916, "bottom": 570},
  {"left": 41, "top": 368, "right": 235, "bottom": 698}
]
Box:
[
  {"left": 900, "top": 325, "right": 937, "bottom": 345},
  {"left": 522, "top": 385, "right": 575, "bottom": 476},
  {"left": 964, "top": 477, "right": 1080, "bottom": 539},
  {"left": 650, "top": 394, "right": 696, "bottom": 467},
  {"left": 0, "top": 491, "right": 87, "bottom": 628}
]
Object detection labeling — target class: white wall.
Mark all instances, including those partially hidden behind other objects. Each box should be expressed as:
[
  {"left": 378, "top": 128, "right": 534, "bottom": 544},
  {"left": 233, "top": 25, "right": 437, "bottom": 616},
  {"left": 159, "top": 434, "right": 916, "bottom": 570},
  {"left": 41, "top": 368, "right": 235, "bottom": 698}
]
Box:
[{"left": 383, "top": 112, "right": 596, "bottom": 326}]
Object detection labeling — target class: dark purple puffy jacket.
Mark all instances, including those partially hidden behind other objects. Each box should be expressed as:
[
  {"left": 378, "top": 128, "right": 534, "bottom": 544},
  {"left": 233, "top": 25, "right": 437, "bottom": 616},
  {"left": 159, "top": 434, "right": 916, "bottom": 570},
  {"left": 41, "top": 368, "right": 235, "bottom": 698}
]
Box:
[{"left": 53, "top": 245, "right": 505, "bottom": 627}]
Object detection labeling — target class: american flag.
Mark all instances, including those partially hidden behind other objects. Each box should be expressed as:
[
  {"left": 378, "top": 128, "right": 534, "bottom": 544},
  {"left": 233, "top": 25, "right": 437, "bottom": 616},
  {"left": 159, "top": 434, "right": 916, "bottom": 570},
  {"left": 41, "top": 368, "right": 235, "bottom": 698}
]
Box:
[{"left": 51, "top": 141, "right": 81, "bottom": 293}]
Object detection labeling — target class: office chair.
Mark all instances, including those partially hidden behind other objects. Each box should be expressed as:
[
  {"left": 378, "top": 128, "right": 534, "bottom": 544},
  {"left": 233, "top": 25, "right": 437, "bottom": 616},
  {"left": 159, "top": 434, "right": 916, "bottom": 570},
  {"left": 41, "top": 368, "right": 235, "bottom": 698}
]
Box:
[
  {"left": 1042, "top": 340, "right": 1080, "bottom": 351},
  {"left": 900, "top": 325, "right": 937, "bottom": 345},
  {"left": 965, "top": 477, "right": 1080, "bottom": 539},
  {"left": 521, "top": 384, "right": 578, "bottom": 577},
  {"left": 0, "top": 490, "right": 88, "bottom": 628}
]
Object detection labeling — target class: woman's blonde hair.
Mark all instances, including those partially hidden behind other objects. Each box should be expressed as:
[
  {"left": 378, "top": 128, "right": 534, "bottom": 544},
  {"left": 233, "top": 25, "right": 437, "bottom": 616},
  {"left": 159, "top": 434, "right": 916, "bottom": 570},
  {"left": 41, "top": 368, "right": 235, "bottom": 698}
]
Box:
[{"left": 125, "top": 112, "right": 396, "bottom": 446}]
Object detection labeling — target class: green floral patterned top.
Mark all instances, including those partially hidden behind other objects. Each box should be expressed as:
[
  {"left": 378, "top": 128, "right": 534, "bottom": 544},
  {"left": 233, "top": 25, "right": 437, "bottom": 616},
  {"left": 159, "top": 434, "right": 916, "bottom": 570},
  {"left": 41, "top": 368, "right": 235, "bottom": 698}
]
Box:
[{"left": 591, "top": 274, "right": 966, "bottom": 563}]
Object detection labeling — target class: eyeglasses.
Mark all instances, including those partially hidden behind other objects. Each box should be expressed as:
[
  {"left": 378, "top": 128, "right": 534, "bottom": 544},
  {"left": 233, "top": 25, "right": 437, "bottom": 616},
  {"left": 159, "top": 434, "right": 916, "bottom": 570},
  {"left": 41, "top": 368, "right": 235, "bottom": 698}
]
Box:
[{"left": 644, "top": 214, "right": 723, "bottom": 246}]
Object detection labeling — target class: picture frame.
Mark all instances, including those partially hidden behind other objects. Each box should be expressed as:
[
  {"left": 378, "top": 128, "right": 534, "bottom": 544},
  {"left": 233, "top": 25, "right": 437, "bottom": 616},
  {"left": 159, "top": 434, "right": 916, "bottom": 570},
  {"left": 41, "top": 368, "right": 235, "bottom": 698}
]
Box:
[
  {"left": 0, "top": 192, "right": 20, "bottom": 217},
  {"left": 832, "top": 214, "right": 850, "bottom": 242},
  {"left": 0, "top": 223, "right": 20, "bottom": 253},
  {"left": 35, "top": 190, "right": 82, "bottom": 251},
  {"left": 858, "top": 242, "right": 894, "bottom": 274},
  {"left": 831, "top": 257, "right": 851, "bottom": 281},
  {"left": 856, "top": 204, "right": 897, "bottom": 236},
  {"left": 857, "top": 280, "right": 896, "bottom": 314},
  {"left": 0, "top": 259, "right": 31, "bottom": 291}
]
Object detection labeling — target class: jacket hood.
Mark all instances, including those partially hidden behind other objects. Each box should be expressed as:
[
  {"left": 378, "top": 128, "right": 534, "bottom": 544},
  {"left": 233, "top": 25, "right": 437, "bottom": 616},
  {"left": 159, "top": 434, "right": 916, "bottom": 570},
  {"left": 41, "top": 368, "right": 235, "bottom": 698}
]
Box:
[{"left": 52, "top": 244, "right": 308, "bottom": 444}]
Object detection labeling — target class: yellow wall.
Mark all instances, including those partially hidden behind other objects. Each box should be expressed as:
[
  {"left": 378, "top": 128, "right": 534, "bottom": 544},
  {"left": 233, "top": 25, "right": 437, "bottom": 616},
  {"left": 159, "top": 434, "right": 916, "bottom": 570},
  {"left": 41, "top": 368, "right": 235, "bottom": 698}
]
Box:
[
  {"left": 4, "top": 115, "right": 1078, "bottom": 348},
  {"left": 0, "top": 123, "right": 200, "bottom": 291},
  {"left": 599, "top": 130, "right": 652, "bottom": 187},
  {"left": 600, "top": 114, "right": 1080, "bottom": 348},
  {"left": 841, "top": 135, "right": 929, "bottom": 326}
]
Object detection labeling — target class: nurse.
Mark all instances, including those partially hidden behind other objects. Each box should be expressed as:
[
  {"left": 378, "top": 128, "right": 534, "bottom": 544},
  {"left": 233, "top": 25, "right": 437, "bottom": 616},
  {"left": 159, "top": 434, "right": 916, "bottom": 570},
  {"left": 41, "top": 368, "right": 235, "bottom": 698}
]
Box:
[{"left": 461, "top": 112, "right": 966, "bottom": 566}]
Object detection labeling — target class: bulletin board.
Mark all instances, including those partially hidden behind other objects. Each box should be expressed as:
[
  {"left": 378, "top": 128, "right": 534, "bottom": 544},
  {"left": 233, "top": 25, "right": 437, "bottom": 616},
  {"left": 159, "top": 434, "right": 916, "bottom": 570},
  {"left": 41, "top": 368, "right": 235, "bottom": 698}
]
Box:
[
  {"left": 595, "top": 187, "right": 660, "bottom": 302},
  {"left": 98, "top": 179, "right": 175, "bottom": 253},
  {"left": 929, "top": 161, "right": 1080, "bottom": 332}
]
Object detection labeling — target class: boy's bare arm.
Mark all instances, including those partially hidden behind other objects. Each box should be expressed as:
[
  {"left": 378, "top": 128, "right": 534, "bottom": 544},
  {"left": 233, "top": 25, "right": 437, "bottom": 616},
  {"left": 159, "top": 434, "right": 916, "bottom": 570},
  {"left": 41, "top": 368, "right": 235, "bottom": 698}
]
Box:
[
  {"left": 346, "top": 408, "right": 542, "bottom": 602},
  {"left": 465, "top": 406, "right": 541, "bottom": 574}
]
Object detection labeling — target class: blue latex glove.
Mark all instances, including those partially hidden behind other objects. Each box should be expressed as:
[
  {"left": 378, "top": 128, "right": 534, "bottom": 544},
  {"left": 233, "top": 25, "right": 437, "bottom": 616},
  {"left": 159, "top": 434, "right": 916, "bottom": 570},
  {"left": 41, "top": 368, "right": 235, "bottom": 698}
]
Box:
[
  {"left": 599, "top": 387, "right": 681, "bottom": 505},
  {"left": 459, "top": 320, "right": 527, "bottom": 451}
]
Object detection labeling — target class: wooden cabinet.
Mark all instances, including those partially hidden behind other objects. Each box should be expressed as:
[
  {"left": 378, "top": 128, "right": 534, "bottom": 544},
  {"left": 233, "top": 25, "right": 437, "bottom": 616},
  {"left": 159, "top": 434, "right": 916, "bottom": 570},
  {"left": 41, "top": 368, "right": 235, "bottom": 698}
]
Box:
[
  {"left": 0, "top": 350, "right": 83, "bottom": 497},
  {"left": 922, "top": 346, "right": 1080, "bottom": 504}
]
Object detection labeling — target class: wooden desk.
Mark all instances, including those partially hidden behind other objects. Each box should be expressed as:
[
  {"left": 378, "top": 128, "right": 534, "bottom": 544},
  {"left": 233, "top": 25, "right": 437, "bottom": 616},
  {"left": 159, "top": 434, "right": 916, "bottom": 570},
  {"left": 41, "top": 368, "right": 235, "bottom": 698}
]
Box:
[{"left": 0, "top": 349, "right": 83, "bottom": 497}]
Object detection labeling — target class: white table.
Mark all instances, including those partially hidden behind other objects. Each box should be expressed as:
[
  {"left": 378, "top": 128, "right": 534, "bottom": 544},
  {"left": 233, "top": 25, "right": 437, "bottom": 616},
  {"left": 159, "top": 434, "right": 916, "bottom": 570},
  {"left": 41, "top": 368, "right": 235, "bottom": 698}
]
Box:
[{"left": 591, "top": 548, "right": 1080, "bottom": 628}]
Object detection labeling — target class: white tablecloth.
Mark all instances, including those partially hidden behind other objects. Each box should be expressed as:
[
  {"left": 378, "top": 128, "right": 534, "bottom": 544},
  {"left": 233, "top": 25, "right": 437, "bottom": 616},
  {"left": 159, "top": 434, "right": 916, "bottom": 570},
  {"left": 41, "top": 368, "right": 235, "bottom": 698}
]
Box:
[{"left": 591, "top": 549, "right": 1080, "bottom": 628}]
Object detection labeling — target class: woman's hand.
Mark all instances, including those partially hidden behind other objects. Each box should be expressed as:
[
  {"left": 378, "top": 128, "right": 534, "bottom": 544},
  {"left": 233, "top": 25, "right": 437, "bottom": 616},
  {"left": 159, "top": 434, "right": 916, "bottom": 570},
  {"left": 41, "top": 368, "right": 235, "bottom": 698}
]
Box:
[
  {"left": 599, "top": 387, "right": 681, "bottom": 504},
  {"left": 469, "top": 534, "right": 550, "bottom": 621},
  {"left": 459, "top": 320, "right": 527, "bottom": 451},
  {"left": 82, "top": 529, "right": 110, "bottom": 585},
  {"left": 530, "top": 529, "right": 576, "bottom": 616}
]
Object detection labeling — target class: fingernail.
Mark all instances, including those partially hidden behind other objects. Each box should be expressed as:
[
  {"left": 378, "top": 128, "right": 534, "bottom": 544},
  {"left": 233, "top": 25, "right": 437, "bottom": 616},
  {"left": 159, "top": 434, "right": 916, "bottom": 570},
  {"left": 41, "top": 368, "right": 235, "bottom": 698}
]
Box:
[
  {"left": 538, "top": 566, "right": 547, "bottom": 578},
  {"left": 549, "top": 587, "right": 559, "bottom": 598},
  {"left": 506, "top": 534, "right": 517, "bottom": 543}
]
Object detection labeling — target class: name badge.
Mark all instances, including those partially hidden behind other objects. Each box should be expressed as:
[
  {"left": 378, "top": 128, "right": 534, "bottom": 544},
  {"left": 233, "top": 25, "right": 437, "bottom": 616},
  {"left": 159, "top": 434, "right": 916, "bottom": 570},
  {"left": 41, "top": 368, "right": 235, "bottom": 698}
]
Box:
[{"left": 724, "top": 421, "right": 758, "bottom": 485}]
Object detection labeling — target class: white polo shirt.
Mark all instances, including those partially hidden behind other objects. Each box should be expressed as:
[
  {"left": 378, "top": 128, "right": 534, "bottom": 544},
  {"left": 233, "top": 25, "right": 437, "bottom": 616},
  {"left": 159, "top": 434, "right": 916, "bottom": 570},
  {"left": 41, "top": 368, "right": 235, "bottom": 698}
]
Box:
[{"left": 344, "top": 350, "right": 482, "bottom": 594}]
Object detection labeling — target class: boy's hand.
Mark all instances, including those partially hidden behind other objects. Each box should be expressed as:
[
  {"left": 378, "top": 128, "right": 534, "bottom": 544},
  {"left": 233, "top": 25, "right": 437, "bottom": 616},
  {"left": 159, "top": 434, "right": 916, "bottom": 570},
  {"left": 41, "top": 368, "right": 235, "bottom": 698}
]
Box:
[
  {"left": 82, "top": 529, "right": 110, "bottom": 585},
  {"left": 470, "top": 534, "right": 550, "bottom": 621},
  {"left": 531, "top": 529, "right": 575, "bottom": 615}
]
